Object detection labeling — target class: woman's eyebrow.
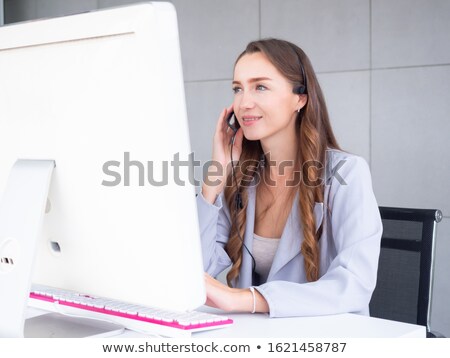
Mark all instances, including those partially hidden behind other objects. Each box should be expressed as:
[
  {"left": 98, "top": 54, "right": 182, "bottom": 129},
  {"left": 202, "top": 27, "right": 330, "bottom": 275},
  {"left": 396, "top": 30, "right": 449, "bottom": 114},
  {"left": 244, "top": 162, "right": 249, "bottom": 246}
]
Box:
[{"left": 232, "top": 77, "right": 273, "bottom": 85}]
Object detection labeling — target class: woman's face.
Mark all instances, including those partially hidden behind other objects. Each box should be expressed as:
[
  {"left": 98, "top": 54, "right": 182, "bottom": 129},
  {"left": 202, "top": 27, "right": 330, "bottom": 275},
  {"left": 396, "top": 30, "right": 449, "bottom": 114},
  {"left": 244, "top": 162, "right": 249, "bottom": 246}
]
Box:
[{"left": 232, "top": 52, "right": 304, "bottom": 142}]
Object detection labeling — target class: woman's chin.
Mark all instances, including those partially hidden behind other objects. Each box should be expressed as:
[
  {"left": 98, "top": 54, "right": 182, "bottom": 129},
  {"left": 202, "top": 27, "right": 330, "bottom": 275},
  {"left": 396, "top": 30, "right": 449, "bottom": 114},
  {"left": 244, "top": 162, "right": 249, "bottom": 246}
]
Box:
[{"left": 243, "top": 131, "right": 262, "bottom": 141}]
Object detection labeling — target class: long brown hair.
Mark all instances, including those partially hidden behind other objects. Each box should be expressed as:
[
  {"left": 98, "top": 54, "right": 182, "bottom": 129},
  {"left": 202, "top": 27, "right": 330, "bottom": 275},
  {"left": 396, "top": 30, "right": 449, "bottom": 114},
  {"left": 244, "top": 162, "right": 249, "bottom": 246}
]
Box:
[{"left": 224, "top": 38, "right": 340, "bottom": 286}]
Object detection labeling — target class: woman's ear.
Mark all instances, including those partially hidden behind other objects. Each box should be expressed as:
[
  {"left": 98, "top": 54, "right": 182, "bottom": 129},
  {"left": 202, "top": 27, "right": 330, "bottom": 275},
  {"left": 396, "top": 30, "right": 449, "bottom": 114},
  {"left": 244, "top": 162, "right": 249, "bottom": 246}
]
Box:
[{"left": 296, "top": 94, "right": 307, "bottom": 112}]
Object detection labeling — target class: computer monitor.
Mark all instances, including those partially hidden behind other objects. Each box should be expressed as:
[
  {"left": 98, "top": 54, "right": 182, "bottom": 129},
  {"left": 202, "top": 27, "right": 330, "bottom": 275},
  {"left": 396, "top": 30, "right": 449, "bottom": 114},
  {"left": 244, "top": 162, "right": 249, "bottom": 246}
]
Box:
[{"left": 0, "top": 2, "right": 205, "bottom": 335}]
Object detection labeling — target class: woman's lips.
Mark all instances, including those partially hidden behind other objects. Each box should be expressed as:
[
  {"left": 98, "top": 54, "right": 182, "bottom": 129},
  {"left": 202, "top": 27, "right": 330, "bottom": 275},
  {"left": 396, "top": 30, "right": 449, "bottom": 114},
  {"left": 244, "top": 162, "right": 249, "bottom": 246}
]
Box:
[{"left": 242, "top": 116, "right": 262, "bottom": 126}]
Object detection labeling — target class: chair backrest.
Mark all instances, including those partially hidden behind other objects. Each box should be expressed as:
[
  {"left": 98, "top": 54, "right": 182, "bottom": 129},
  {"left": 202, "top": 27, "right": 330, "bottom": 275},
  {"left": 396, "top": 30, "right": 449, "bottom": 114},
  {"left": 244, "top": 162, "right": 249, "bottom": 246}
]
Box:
[{"left": 369, "top": 206, "right": 442, "bottom": 332}]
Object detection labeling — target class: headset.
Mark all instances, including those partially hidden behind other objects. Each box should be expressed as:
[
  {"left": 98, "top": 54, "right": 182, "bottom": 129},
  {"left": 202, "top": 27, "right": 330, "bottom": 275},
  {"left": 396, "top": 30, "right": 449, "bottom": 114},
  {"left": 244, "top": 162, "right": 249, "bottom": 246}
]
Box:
[
  {"left": 292, "top": 47, "right": 308, "bottom": 95},
  {"left": 226, "top": 47, "right": 307, "bottom": 285}
]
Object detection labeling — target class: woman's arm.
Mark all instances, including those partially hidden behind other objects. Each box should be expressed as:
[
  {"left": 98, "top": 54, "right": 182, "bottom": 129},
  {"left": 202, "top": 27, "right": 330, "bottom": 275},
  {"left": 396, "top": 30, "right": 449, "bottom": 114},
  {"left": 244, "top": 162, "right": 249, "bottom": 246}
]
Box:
[
  {"left": 197, "top": 191, "right": 234, "bottom": 276},
  {"left": 204, "top": 273, "right": 269, "bottom": 313}
]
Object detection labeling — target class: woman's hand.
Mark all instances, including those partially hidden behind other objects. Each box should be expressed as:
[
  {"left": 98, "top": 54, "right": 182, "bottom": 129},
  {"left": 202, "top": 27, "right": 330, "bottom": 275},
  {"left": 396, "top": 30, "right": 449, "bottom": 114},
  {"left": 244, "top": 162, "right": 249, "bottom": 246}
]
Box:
[
  {"left": 204, "top": 273, "right": 269, "bottom": 313},
  {"left": 202, "top": 106, "right": 244, "bottom": 204}
]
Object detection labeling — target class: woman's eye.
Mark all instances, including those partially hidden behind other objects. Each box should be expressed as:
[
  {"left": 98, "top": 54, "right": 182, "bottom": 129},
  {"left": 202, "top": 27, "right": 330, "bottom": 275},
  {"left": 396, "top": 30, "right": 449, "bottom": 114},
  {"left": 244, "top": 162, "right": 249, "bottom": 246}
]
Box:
[
  {"left": 232, "top": 87, "right": 241, "bottom": 94},
  {"left": 256, "top": 85, "right": 267, "bottom": 91}
]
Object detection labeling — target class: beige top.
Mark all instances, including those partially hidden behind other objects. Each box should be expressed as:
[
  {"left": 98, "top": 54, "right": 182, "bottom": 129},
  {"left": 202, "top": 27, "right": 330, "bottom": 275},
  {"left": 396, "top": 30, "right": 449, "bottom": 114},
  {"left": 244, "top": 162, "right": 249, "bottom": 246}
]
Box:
[{"left": 253, "top": 233, "right": 280, "bottom": 283}]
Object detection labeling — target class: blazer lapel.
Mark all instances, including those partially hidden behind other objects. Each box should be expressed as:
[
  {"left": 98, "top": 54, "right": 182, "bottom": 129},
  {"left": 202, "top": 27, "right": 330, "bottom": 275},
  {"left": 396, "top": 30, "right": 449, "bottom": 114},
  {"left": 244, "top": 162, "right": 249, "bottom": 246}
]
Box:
[
  {"left": 237, "top": 184, "right": 257, "bottom": 288},
  {"left": 267, "top": 193, "right": 324, "bottom": 280}
]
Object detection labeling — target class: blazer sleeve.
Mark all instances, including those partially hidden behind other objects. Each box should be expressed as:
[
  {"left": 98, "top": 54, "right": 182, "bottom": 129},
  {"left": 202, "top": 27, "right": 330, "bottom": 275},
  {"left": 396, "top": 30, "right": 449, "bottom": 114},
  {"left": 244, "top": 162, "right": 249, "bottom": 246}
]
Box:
[
  {"left": 196, "top": 192, "right": 233, "bottom": 277},
  {"left": 256, "top": 156, "right": 383, "bottom": 317}
]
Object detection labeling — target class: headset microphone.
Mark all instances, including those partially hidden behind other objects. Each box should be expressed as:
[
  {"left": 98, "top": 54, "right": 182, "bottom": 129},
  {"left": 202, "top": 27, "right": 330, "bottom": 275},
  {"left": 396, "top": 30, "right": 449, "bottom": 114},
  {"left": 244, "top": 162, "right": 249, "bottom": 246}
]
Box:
[{"left": 228, "top": 112, "right": 259, "bottom": 283}]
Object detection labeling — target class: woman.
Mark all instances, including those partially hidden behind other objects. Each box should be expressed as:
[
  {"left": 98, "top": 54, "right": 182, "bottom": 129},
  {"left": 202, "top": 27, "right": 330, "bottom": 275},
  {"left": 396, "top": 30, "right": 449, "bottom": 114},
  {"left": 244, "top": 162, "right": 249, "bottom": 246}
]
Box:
[{"left": 197, "top": 38, "right": 382, "bottom": 317}]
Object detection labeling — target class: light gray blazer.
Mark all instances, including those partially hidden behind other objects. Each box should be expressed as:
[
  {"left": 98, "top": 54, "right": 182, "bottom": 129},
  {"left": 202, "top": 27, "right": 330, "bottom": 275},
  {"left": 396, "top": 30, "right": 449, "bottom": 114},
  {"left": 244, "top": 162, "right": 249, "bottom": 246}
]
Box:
[{"left": 197, "top": 149, "right": 382, "bottom": 318}]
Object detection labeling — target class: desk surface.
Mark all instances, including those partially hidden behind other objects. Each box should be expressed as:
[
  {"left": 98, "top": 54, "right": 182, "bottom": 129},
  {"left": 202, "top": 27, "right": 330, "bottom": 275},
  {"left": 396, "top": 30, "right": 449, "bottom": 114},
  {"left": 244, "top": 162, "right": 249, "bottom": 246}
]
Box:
[
  {"left": 194, "top": 311, "right": 425, "bottom": 338},
  {"left": 118, "top": 307, "right": 425, "bottom": 338},
  {"left": 27, "top": 307, "right": 425, "bottom": 338}
]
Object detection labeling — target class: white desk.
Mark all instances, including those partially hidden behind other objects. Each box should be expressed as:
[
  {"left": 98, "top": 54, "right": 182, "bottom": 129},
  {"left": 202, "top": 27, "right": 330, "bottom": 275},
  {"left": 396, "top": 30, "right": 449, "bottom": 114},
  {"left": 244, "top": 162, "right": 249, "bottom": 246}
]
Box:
[
  {"left": 190, "top": 311, "right": 425, "bottom": 338},
  {"left": 193, "top": 311, "right": 425, "bottom": 338},
  {"left": 29, "top": 307, "right": 423, "bottom": 338}
]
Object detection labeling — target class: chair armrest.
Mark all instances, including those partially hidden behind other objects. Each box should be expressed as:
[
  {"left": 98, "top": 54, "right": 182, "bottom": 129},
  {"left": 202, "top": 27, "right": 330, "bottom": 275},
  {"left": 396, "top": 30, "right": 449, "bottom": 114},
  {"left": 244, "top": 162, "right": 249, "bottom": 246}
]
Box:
[{"left": 427, "top": 330, "right": 446, "bottom": 338}]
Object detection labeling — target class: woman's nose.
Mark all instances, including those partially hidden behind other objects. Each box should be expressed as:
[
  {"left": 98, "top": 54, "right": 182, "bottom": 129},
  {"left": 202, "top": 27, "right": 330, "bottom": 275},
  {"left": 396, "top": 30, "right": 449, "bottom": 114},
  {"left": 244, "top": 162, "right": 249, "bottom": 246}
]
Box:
[{"left": 238, "top": 90, "right": 256, "bottom": 110}]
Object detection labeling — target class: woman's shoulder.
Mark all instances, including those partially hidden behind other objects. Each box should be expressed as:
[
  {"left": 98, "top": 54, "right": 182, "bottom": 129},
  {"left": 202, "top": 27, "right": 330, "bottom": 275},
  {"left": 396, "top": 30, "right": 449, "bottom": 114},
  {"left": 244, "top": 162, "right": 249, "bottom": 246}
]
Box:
[
  {"left": 325, "top": 148, "right": 365, "bottom": 163},
  {"left": 324, "top": 149, "right": 371, "bottom": 186}
]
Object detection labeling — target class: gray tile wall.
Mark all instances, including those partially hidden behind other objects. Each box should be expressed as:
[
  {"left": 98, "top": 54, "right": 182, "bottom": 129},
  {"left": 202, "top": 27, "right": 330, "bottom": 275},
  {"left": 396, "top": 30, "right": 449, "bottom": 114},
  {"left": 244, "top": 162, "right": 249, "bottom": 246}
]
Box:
[
  {"left": 372, "top": 0, "right": 450, "bottom": 68},
  {"left": 261, "top": 0, "right": 370, "bottom": 72},
  {"left": 3, "top": 0, "right": 450, "bottom": 336},
  {"left": 35, "top": 0, "right": 96, "bottom": 18},
  {"left": 318, "top": 71, "right": 371, "bottom": 162},
  {"left": 372, "top": 66, "right": 450, "bottom": 213},
  {"left": 4, "top": 0, "right": 36, "bottom": 23}
]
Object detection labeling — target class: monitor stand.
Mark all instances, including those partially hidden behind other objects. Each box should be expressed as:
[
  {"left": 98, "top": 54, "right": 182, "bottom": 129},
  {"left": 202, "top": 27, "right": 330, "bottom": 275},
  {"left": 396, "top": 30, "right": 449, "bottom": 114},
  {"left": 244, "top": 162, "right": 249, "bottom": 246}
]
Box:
[
  {"left": 24, "top": 313, "right": 124, "bottom": 338},
  {"left": 0, "top": 160, "right": 123, "bottom": 338}
]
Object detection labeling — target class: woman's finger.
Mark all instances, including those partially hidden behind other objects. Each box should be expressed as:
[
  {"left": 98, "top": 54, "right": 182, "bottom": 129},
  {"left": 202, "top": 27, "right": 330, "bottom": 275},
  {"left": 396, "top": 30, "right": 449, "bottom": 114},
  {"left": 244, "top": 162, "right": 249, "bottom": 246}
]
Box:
[{"left": 215, "top": 108, "right": 228, "bottom": 135}]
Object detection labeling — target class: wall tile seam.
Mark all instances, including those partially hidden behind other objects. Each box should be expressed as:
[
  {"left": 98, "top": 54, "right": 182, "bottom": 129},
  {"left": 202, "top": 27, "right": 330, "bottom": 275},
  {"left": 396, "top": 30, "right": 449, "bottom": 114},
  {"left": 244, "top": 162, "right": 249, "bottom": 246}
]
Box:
[
  {"left": 184, "top": 62, "right": 450, "bottom": 84},
  {"left": 372, "top": 63, "right": 450, "bottom": 71},
  {"left": 184, "top": 69, "right": 374, "bottom": 84},
  {"left": 258, "top": 0, "right": 261, "bottom": 39}
]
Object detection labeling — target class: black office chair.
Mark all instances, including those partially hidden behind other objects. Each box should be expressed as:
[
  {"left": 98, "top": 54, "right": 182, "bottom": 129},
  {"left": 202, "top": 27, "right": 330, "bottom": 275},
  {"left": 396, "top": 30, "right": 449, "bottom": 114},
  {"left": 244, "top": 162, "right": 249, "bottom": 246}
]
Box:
[{"left": 369, "top": 206, "right": 444, "bottom": 338}]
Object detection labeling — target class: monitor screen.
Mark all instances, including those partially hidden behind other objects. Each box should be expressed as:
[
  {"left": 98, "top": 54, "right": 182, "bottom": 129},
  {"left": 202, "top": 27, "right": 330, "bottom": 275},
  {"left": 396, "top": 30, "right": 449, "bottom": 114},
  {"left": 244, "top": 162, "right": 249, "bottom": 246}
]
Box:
[{"left": 0, "top": 2, "right": 205, "bottom": 313}]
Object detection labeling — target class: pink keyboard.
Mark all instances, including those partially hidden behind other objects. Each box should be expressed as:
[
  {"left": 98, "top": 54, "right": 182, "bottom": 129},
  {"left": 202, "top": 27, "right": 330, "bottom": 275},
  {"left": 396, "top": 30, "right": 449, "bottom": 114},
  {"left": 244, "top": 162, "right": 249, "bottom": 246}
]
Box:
[{"left": 29, "top": 284, "right": 233, "bottom": 337}]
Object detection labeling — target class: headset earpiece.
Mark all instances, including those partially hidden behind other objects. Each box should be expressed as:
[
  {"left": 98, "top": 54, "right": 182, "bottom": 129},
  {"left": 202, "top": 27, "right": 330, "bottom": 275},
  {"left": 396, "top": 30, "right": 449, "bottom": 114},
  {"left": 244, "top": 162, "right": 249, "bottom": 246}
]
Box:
[
  {"left": 293, "top": 84, "right": 306, "bottom": 95},
  {"left": 291, "top": 44, "right": 308, "bottom": 95}
]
